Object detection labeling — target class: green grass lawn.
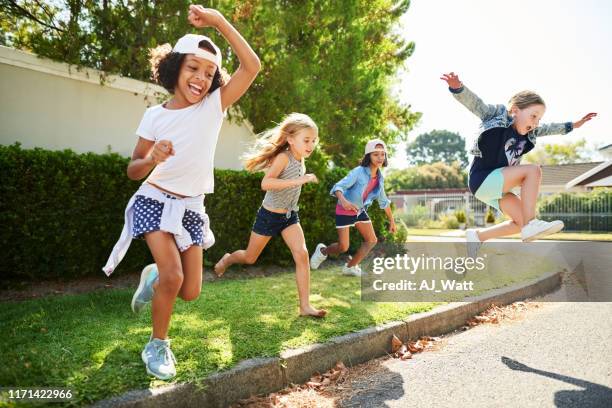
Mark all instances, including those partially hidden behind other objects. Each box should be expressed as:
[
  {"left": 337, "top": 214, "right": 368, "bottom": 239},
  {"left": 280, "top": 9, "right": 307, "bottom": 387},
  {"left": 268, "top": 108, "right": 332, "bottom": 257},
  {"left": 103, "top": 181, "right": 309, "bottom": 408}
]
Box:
[
  {"left": 0, "top": 249, "right": 560, "bottom": 406},
  {"left": 0, "top": 266, "right": 436, "bottom": 406},
  {"left": 406, "top": 228, "right": 612, "bottom": 241}
]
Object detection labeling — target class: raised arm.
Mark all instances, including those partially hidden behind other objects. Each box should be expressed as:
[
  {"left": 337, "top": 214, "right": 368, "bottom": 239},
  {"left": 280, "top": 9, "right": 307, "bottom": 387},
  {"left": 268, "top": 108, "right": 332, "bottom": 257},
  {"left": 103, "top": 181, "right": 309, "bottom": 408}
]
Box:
[
  {"left": 441, "top": 72, "right": 505, "bottom": 121},
  {"left": 188, "top": 5, "right": 261, "bottom": 111},
  {"left": 533, "top": 112, "right": 597, "bottom": 138}
]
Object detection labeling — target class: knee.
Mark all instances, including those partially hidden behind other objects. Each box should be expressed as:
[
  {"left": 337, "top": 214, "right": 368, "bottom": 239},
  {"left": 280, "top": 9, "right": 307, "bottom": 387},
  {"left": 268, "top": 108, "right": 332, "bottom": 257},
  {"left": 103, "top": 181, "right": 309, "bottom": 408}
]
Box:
[
  {"left": 338, "top": 242, "right": 350, "bottom": 253},
  {"left": 180, "top": 288, "right": 201, "bottom": 302},
  {"left": 528, "top": 164, "right": 542, "bottom": 179},
  {"left": 294, "top": 248, "right": 310, "bottom": 266},
  {"left": 158, "top": 265, "right": 183, "bottom": 292},
  {"left": 365, "top": 236, "right": 378, "bottom": 248}
]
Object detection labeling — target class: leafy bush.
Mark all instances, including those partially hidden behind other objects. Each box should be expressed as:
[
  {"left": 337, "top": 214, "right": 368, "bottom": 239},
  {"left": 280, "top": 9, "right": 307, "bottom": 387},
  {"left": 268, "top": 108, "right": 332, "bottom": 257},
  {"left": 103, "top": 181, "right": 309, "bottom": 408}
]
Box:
[
  {"left": 454, "top": 210, "right": 466, "bottom": 224},
  {"left": 399, "top": 205, "right": 429, "bottom": 227},
  {"left": 0, "top": 144, "right": 395, "bottom": 279},
  {"left": 486, "top": 207, "right": 496, "bottom": 223}
]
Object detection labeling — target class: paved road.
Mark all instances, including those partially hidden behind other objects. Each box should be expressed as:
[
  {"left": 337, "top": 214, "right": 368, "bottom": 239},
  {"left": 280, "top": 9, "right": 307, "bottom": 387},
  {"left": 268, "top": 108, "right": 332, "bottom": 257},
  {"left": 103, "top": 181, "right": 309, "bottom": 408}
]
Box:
[{"left": 340, "top": 282, "right": 612, "bottom": 407}]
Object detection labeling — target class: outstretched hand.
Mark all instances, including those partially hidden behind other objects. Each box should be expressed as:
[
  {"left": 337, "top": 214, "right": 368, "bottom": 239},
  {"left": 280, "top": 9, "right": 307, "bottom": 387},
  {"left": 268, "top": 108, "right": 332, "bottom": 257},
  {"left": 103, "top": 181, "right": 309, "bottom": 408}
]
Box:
[
  {"left": 440, "top": 72, "right": 462, "bottom": 89},
  {"left": 573, "top": 112, "right": 597, "bottom": 129}
]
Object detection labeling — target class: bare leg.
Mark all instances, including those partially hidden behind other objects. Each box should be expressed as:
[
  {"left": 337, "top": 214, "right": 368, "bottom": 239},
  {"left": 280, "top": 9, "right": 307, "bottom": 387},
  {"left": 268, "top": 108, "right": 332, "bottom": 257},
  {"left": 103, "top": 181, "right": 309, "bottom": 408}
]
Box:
[
  {"left": 321, "top": 227, "right": 350, "bottom": 256},
  {"left": 178, "top": 245, "right": 203, "bottom": 301},
  {"left": 281, "top": 223, "right": 327, "bottom": 317},
  {"left": 477, "top": 193, "right": 525, "bottom": 241},
  {"left": 501, "top": 164, "right": 542, "bottom": 223},
  {"left": 145, "top": 231, "right": 183, "bottom": 340},
  {"left": 346, "top": 222, "right": 377, "bottom": 267},
  {"left": 214, "top": 232, "right": 271, "bottom": 276}
]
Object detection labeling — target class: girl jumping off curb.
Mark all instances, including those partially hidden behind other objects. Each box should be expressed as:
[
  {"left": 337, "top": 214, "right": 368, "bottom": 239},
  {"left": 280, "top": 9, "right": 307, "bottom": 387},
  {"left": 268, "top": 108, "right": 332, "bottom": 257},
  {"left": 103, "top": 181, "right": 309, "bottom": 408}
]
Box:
[
  {"left": 441, "top": 72, "right": 596, "bottom": 257},
  {"left": 102, "top": 5, "right": 260, "bottom": 380}
]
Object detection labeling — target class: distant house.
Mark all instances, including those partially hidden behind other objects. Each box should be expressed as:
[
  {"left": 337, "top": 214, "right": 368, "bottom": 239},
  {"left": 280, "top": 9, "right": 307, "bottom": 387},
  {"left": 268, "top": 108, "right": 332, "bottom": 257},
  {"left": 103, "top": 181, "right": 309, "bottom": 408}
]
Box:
[
  {"left": 599, "top": 143, "right": 612, "bottom": 159},
  {"left": 565, "top": 161, "right": 612, "bottom": 191},
  {"left": 540, "top": 162, "right": 604, "bottom": 194}
]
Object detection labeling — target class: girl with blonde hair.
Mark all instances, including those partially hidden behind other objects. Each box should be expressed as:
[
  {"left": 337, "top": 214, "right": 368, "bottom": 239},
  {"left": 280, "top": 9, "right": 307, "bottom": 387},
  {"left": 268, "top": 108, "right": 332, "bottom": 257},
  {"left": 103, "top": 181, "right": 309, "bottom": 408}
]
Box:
[{"left": 214, "top": 113, "right": 327, "bottom": 318}]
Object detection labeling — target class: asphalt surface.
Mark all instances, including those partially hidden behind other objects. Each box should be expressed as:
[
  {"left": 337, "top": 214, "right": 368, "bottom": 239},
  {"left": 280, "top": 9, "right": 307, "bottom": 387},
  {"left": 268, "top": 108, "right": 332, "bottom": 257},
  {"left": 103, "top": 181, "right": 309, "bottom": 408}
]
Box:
[{"left": 339, "top": 281, "right": 612, "bottom": 408}]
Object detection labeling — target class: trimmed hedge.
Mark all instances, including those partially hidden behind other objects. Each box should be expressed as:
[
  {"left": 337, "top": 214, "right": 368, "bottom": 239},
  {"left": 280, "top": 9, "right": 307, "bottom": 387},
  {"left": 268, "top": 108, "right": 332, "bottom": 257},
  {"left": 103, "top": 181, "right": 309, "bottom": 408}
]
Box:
[{"left": 0, "top": 144, "right": 393, "bottom": 280}]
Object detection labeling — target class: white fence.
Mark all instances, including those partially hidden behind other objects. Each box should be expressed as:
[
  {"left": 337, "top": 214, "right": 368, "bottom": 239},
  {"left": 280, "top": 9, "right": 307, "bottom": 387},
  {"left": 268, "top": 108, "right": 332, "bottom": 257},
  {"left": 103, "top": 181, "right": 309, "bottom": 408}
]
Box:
[{"left": 392, "top": 189, "right": 612, "bottom": 231}]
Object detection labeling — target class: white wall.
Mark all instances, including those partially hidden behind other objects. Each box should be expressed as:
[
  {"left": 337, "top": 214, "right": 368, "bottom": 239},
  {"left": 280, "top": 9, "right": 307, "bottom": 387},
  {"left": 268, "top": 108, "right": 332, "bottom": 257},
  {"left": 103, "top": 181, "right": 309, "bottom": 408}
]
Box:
[{"left": 0, "top": 46, "right": 254, "bottom": 169}]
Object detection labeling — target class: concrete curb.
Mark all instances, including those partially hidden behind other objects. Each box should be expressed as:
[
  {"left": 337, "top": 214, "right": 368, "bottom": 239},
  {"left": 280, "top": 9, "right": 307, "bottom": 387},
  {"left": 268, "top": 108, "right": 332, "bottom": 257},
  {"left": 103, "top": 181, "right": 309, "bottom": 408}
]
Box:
[{"left": 94, "top": 271, "right": 561, "bottom": 408}]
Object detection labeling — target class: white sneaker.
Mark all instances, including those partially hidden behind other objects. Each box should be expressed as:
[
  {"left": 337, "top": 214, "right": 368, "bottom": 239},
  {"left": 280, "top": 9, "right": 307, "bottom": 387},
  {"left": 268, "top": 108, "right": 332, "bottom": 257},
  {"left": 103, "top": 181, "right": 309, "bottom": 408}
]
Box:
[
  {"left": 342, "top": 264, "right": 362, "bottom": 277},
  {"left": 521, "top": 219, "right": 564, "bottom": 242},
  {"left": 310, "top": 243, "right": 328, "bottom": 270},
  {"left": 465, "top": 229, "right": 483, "bottom": 259},
  {"left": 141, "top": 338, "right": 177, "bottom": 380}
]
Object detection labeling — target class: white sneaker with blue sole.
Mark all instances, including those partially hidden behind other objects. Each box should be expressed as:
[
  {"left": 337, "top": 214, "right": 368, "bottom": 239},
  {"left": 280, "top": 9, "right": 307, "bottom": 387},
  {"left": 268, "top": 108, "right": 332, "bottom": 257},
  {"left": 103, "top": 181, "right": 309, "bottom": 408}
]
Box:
[{"left": 141, "top": 338, "right": 177, "bottom": 380}]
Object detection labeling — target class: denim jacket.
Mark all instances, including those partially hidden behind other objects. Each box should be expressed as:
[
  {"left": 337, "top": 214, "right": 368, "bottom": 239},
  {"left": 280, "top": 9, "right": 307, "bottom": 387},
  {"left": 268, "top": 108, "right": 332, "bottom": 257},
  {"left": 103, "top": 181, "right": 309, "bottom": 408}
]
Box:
[
  {"left": 450, "top": 85, "right": 573, "bottom": 157},
  {"left": 330, "top": 166, "right": 390, "bottom": 212}
]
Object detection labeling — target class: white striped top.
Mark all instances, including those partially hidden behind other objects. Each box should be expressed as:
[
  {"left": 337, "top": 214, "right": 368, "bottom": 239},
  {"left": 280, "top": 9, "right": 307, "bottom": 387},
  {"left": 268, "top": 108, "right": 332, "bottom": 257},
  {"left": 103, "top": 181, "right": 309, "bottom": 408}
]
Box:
[{"left": 262, "top": 150, "right": 305, "bottom": 214}]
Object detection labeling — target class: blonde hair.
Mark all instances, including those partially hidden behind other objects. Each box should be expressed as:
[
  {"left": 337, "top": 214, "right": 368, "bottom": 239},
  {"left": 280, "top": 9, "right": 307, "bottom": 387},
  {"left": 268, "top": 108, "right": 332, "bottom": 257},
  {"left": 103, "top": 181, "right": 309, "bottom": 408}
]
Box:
[
  {"left": 243, "top": 113, "right": 318, "bottom": 172},
  {"left": 508, "top": 91, "right": 546, "bottom": 111}
]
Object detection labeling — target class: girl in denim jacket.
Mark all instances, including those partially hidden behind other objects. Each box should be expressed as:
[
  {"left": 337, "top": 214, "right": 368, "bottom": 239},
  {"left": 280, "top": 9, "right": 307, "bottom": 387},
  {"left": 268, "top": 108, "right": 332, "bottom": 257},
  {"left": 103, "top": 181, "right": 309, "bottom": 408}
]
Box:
[
  {"left": 442, "top": 72, "right": 596, "bottom": 256},
  {"left": 310, "top": 139, "right": 397, "bottom": 276}
]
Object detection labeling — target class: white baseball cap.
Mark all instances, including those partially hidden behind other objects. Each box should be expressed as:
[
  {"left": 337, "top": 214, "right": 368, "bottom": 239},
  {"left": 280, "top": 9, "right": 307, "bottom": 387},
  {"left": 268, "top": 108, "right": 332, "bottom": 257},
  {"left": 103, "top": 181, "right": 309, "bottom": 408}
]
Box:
[
  {"left": 364, "top": 139, "right": 387, "bottom": 155},
  {"left": 173, "top": 34, "right": 222, "bottom": 67}
]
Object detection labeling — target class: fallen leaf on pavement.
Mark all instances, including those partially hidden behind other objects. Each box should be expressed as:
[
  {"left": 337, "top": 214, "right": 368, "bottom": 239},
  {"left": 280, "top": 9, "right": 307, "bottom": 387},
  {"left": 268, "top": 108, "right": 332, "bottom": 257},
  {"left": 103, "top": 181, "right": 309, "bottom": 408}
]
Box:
[{"left": 391, "top": 334, "right": 403, "bottom": 353}]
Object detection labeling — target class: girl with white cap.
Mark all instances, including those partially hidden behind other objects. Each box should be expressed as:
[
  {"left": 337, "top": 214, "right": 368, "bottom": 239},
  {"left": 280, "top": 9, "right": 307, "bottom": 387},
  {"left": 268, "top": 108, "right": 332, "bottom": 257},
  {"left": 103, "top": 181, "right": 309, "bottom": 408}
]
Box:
[
  {"left": 310, "top": 139, "right": 397, "bottom": 276},
  {"left": 102, "top": 5, "right": 260, "bottom": 380}
]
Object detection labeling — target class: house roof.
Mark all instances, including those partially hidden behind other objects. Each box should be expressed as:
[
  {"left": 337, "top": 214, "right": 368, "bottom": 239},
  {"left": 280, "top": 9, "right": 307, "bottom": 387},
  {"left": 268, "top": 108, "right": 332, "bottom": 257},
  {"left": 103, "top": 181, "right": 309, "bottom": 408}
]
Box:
[
  {"left": 541, "top": 162, "right": 603, "bottom": 186},
  {"left": 585, "top": 174, "right": 612, "bottom": 187},
  {"left": 598, "top": 143, "right": 612, "bottom": 151},
  {"left": 565, "top": 161, "right": 612, "bottom": 189}
]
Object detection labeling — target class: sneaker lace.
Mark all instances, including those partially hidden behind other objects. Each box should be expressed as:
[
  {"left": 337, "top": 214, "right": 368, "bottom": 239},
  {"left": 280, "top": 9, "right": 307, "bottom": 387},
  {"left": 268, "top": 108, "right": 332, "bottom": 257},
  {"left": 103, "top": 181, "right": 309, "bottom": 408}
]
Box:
[{"left": 155, "top": 342, "right": 177, "bottom": 365}]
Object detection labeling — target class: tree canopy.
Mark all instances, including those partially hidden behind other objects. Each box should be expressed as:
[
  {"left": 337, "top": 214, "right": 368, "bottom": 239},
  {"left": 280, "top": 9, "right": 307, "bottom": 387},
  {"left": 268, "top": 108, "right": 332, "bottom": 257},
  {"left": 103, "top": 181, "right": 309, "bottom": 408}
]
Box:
[
  {"left": 405, "top": 129, "right": 468, "bottom": 166},
  {"left": 523, "top": 138, "right": 594, "bottom": 165},
  {"left": 385, "top": 161, "right": 467, "bottom": 192}
]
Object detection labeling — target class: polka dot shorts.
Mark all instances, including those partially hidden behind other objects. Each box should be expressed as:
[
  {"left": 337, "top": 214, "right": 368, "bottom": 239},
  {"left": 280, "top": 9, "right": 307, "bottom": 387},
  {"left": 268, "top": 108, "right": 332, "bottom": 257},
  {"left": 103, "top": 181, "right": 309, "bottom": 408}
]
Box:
[{"left": 132, "top": 194, "right": 206, "bottom": 251}]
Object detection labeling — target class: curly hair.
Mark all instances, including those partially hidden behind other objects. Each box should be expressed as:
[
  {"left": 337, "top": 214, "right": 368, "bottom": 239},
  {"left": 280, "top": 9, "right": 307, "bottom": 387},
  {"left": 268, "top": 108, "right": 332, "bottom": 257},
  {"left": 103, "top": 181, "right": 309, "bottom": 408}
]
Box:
[{"left": 149, "top": 40, "right": 228, "bottom": 94}]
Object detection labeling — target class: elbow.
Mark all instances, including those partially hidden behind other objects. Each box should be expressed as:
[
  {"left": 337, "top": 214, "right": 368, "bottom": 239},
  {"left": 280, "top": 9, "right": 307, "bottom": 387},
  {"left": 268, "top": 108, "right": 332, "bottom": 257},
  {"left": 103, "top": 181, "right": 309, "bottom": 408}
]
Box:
[
  {"left": 261, "top": 179, "right": 270, "bottom": 191},
  {"left": 244, "top": 55, "right": 261, "bottom": 76},
  {"left": 252, "top": 54, "right": 262, "bottom": 73}
]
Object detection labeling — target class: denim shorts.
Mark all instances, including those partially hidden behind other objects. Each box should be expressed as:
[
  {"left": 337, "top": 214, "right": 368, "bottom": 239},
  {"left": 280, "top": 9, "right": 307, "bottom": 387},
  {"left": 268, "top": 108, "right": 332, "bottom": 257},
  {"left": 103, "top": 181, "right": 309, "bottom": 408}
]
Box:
[
  {"left": 335, "top": 210, "right": 371, "bottom": 228},
  {"left": 132, "top": 194, "right": 206, "bottom": 250},
  {"left": 252, "top": 206, "right": 299, "bottom": 237}
]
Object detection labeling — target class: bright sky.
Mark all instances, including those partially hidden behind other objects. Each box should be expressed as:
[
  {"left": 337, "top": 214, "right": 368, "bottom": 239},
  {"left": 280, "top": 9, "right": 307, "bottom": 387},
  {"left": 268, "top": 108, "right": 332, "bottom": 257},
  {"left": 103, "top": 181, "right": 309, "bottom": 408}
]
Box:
[{"left": 390, "top": 0, "right": 611, "bottom": 168}]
